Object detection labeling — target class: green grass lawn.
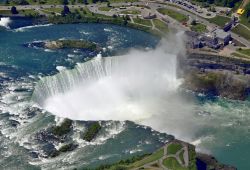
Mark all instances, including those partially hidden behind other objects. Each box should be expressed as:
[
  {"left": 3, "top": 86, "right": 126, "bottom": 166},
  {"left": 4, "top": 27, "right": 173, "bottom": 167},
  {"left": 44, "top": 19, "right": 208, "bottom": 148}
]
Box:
[
  {"left": 232, "top": 52, "right": 250, "bottom": 59},
  {"left": 129, "top": 148, "right": 164, "bottom": 168},
  {"left": 208, "top": 15, "right": 231, "bottom": 27},
  {"left": 98, "top": 6, "right": 112, "bottom": 11},
  {"left": 232, "top": 24, "right": 250, "bottom": 41},
  {"left": 153, "top": 19, "right": 169, "bottom": 32},
  {"left": 191, "top": 23, "right": 207, "bottom": 33},
  {"left": 167, "top": 143, "right": 183, "bottom": 155},
  {"left": 157, "top": 8, "right": 188, "bottom": 22},
  {"left": 0, "top": 9, "right": 40, "bottom": 16},
  {"left": 163, "top": 157, "right": 187, "bottom": 170},
  {"left": 237, "top": 48, "right": 250, "bottom": 56},
  {"left": 133, "top": 18, "right": 152, "bottom": 26},
  {"left": 109, "top": 0, "right": 138, "bottom": 3},
  {"left": 240, "top": 16, "right": 250, "bottom": 29},
  {"left": 19, "top": 9, "right": 40, "bottom": 17},
  {"left": 0, "top": 10, "right": 12, "bottom": 15},
  {"left": 41, "top": 8, "right": 63, "bottom": 15},
  {"left": 121, "top": 10, "right": 141, "bottom": 15},
  {"left": 25, "top": 0, "right": 62, "bottom": 5},
  {"left": 179, "top": 150, "right": 185, "bottom": 165},
  {"left": 188, "top": 145, "right": 197, "bottom": 170}
]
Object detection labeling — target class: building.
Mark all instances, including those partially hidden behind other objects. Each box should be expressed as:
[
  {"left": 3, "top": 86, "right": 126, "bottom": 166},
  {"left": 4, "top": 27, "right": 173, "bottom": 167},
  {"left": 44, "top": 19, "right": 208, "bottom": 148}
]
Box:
[
  {"left": 223, "top": 16, "right": 237, "bottom": 32},
  {"left": 211, "top": 29, "right": 231, "bottom": 45},
  {"left": 185, "top": 29, "right": 230, "bottom": 49},
  {"left": 200, "top": 33, "right": 220, "bottom": 49},
  {"left": 237, "top": 8, "right": 245, "bottom": 15},
  {"left": 143, "top": 12, "right": 156, "bottom": 19}
]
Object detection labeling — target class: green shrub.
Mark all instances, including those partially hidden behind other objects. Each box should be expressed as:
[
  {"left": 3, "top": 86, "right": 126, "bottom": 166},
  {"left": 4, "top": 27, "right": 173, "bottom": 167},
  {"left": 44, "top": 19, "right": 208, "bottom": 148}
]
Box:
[
  {"left": 59, "top": 143, "right": 78, "bottom": 152},
  {"left": 82, "top": 122, "right": 101, "bottom": 142},
  {"left": 51, "top": 118, "right": 72, "bottom": 136}
]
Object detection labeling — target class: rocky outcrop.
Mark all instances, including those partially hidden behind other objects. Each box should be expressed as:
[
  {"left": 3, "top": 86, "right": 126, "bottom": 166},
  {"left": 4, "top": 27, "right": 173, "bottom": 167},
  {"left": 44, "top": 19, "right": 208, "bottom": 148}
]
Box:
[
  {"left": 44, "top": 39, "right": 98, "bottom": 50},
  {"left": 196, "top": 153, "right": 237, "bottom": 170},
  {"left": 180, "top": 52, "right": 250, "bottom": 100},
  {"left": 25, "top": 39, "right": 99, "bottom": 51}
]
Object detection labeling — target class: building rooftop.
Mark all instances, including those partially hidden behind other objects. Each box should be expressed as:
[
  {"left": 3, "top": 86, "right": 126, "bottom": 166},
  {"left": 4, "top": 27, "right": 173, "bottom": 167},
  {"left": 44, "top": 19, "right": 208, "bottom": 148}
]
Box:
[
  {"left": 212, "top": 29, "right": 231, "bottom": 39},
  {"left": 237, "top": 9, "right": 245, "bottom": 15}
]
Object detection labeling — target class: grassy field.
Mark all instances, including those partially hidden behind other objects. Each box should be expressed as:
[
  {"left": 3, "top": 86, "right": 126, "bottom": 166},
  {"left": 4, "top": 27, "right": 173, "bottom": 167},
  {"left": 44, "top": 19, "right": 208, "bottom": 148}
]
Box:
[
  {"left": 98, "top": 6, "right": 112, "bottom": 11},
  {"left": 153, "top": 19, "right": 169, "bottom": 32},
  {"left": 191, "top": 23, "right": 207, "bottom": 33},
  {"left": 188, "top": 145, "right": 197, "bottom": 170},
  {"left": 237, "top": 48, "right": 250, "bottom": 56},
  {"left": 0, "top": 10, "right": 12, "bottom": 15},
  {"left": 240, "top": 16, "right": 250, "bottom": 29},
  {"left": 232, "top": 52, "right": 250, "bottom": 59},
  {"left": 109, "top": 0, "right": 138, "bottom": 3},
  {"left": 129, "top": 148, "right": 164, "bottom": 168},
  {"left": 232, "top": 24, "right": 250, "bottom": 41},
  {"left": 163, "top": 157, "right": 187, "bottom": 170},
  {"left": 0, "top": 9, "right": 40, "bottom": 16},
  {"left": 19, "top": 9, "right": 40, "bottom": 17},
  {"left": 121, "top": 9, "right": 141, "bottom": 15},
  {"left": 179, "top": 150, "right": 185, "bottom": 165},
  {"left": 208, "top": 15, "right": 231, "bottom": 27},
  {"left": 41, "top": 8, "right": 62, "bottom": 15},
  {"left": 157, "top": 8, "right": 188, "bottom": 22},
  {"left": 167, "top": 143, "right": 183, "bottom": 155},
  {"left": 133, "top": 18, "right": 152, "bottom": 26}
]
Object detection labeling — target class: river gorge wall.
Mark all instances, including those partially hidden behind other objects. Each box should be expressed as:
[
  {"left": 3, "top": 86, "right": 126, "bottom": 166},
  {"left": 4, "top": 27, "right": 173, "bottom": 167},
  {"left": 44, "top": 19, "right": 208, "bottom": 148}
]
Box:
[{"left": 180, "top": 52, "right": 250, "bottom": 100}]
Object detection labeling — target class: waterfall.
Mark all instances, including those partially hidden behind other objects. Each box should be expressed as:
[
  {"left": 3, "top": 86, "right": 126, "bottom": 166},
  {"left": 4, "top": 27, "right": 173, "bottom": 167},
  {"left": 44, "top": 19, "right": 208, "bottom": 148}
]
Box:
[{"left": 32, "top": 37, "right": 198, "bottom": 133}]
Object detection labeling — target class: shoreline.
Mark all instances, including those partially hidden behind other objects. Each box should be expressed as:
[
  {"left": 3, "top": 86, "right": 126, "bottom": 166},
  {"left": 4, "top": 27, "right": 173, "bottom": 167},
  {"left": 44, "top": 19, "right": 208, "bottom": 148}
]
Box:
[{"left": 1, "top": 14, "right": 164, "bottom": 36}]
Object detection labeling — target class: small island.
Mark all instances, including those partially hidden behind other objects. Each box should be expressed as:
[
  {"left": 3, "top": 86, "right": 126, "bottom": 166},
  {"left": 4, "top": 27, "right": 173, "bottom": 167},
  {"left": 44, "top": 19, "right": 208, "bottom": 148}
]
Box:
[
  {"left": 26, "top": 39, "right": 100, "bottom": 51},
  {"left": 44, "top": 39, "right": 98, "bottom": 50},
  {"left": 51, "top": 118, "right": 73, "bottom": 136},
  {"left": 82, "top": 122, "right": 101, "bottom": 142}
]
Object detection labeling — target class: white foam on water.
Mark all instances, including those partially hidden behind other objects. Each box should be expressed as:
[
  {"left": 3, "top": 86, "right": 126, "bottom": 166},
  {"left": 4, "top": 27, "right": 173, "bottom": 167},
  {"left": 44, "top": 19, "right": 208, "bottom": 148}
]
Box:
[
  {"left": 0, "top": 17, "right": 11, "bottom": 29},
  {"left": 56, "top": 66, "right": 66, "bottom": 72},
  {"left": 13, "top": 24, "right": 53, "bottom": 32},
  {"left": 79, "top": 31, "right": 90, "bottom": 35}
]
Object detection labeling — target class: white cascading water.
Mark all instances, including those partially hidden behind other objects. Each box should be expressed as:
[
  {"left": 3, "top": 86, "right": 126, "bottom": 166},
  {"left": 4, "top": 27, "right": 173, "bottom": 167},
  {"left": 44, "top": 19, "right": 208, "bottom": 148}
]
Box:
[
  {"left": 0, "top": 17, "right": 11, "bottom": 28},
  {"left": 32, "top": 35, "right": 198, "bottom": 139}
]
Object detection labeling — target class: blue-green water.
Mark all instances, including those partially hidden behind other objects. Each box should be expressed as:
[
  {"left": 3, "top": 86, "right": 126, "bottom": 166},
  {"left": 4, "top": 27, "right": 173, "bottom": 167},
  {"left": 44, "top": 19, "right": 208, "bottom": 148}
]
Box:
[{"left": 0, "top": 18, "right": 250, "bottom": 170}]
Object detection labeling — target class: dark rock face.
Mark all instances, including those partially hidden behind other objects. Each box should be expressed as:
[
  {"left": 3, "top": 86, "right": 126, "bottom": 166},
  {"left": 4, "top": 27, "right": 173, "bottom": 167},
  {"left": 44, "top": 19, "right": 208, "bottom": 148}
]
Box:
[
  {"left": 24, "top": 39, "right": 99, "bottom": 51},
  {"left": 180, "top": 53, "right": 250, "bottom": 100},
  {"left": 181, "top": 53, "right": 250, "bottom": 75},
  {"left": 196, "top": 153, "right": 237, "bottom": 170}
]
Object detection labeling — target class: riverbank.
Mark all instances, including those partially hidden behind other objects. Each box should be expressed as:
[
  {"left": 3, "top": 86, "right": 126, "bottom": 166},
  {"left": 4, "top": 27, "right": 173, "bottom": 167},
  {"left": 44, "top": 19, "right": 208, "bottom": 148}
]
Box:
[
  {"left": 180, "top": 51, "right": 250, "bottom": 100},
  {"left": 0, "top": 9, "right": 165, "bottom": 36},
  {"left": 83, "top": 139, "right": 236, "bottom": 170}
]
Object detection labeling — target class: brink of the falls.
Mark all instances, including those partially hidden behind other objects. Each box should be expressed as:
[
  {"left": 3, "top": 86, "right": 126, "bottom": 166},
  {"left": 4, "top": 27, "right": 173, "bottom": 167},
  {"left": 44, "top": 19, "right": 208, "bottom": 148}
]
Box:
[{"left": 32, "top": 37, "right": 197, "bottom": 138}]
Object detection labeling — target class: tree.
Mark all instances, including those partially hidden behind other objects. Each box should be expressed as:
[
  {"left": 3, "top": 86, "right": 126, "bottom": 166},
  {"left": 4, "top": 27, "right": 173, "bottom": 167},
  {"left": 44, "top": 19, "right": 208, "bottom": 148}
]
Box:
[
  {"left": 107, "top": 1, "right": 111, "bottom": 7},
  {"left": 62, "top": 0, "right": 68, "bottom": 5},
  {"left": 83, "top": 0, "right": 88, "bottom": 4},
  {"left": 61, "top": 5, "right": 70, "bottom": 16},
  {"left": 191, "top": 20, "right": 197, "bottom": 25},
  {"left": 11, "top": 6, "right": 18, "bottom": 14},
  {"left": 245, "top": 2, "right": 250, "bottom": 18},
  {"left": 19, "top": 0, "right": 29, "bottom": 5}
]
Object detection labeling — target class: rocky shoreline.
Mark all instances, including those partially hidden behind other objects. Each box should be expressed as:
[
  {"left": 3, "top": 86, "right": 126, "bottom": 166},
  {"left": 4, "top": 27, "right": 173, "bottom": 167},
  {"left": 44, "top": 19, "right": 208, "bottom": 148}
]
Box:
[
  {"left": 180, "top": 52, "right": 250, "bottom": 100},
  {"left": 25, "top": 39, "right": 100, "bottom": 51}
]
